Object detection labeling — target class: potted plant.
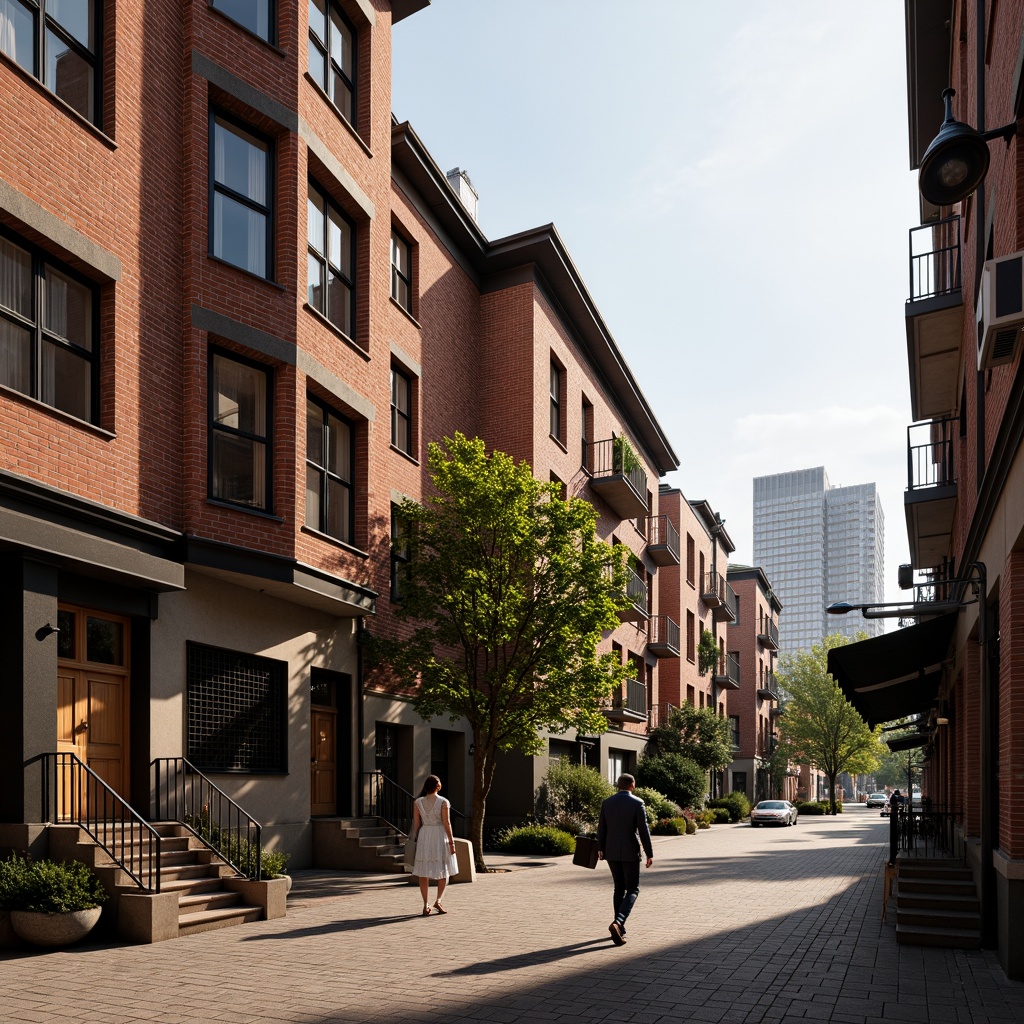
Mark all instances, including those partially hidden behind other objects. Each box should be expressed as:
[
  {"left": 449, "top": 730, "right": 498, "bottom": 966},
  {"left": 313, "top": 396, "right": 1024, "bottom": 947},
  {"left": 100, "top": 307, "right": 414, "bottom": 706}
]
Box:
[
  {"left": 611, "top": 435, "right": 641, "bottom": 475},
  {"left": 0, "top": 854, "right": 107, "bottom": 948}
]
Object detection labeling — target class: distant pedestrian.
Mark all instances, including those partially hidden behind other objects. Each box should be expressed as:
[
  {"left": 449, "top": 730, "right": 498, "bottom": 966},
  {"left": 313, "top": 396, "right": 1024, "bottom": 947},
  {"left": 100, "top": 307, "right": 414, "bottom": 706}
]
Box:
[
  {"left": 597, "top": 773, "right": 654, "bottom": 945},
  {"left": 411, "top": 775, "right": 458, "bottom": 916}
]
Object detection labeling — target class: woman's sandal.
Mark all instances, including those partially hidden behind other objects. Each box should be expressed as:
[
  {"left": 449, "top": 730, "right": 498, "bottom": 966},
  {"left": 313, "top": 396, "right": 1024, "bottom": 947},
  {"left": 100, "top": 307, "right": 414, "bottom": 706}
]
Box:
[
  {"left": 433, "top": 902, "right": 447, "bottom": 915},
  {"left": 421, "top": 906, "right": 431, "bottom": 916}
]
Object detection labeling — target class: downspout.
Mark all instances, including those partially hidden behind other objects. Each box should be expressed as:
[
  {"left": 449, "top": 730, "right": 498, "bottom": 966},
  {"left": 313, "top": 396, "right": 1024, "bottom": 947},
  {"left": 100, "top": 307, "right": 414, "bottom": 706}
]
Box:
[{"left": 357, "top": 614, "right": 366, "bottom": 817}]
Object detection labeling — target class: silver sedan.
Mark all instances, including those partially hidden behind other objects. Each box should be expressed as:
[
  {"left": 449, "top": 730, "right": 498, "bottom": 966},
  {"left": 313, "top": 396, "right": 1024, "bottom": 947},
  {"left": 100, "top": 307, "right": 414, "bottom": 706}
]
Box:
[{"left": 750, "top": 800, "right": 799, "bottom": 827}]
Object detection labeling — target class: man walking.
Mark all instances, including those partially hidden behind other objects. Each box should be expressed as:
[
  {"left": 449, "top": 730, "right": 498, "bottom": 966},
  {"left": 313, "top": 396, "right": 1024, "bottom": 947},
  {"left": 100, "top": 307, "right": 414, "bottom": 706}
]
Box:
[{"left": 597, "top": 773, "right": 654, "bottom": 945}]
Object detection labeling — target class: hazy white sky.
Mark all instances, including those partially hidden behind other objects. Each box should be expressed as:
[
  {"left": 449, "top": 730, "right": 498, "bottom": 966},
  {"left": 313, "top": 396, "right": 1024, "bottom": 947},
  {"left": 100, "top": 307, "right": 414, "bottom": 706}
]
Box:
[{"left": 392, "top": 2, "right": 923, "bottom": 608}]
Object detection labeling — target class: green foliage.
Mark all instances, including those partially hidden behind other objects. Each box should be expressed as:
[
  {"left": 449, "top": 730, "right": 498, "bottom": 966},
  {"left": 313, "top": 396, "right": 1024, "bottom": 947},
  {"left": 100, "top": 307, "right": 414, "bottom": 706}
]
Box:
[
  {"left": 776, "top": 634, "right": 885, "bottom": 814},
  {"left": 635, "top": 753, "right": 707, "bottom": 809},
  {"left": 709, "top": 791, "right": 751, "bottom": 822},
  {"left": 795, "top": 801, "right": 826, "bottom": 815},
  {"left": 709, "top": 807, "right": 731, "bottom": 824},
  {"left": 684, "top": 817, "right": 697, "bottom": 835},
  {"left": 645, "top": 702, "right": 732, "bottom": 773},
  {"left": 697, "top": 629, "right": 719, "bottom": 677},
  {"left": 651, "top": 817, "right": 688, "bottom": 836},
  {"left": 494, "top": 825, "right": 575, "bottom": 856},
  {"left": 535, "top": 758, "right": 613, "bottom": 830},
  {"left": 632, "top": 786, "right": 681, "bottom": 827},
  {"left": 612, "top": 435, "right": 641, "bottom": 474},
  {"left": 0, "top": 855, "right": 107, "bottom": 913},
  {"left": 186, "top": 812, "right": 289, "bottom": 878},
  {"left": 365, "top": 434, "right": 630, "bottom": 870}
]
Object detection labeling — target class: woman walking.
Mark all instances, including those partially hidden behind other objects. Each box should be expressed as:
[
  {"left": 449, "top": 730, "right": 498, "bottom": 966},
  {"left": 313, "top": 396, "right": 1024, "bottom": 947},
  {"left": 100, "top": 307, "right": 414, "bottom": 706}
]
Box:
[{"left": 411, "top": 775, "right": 458, "bottom": 915}]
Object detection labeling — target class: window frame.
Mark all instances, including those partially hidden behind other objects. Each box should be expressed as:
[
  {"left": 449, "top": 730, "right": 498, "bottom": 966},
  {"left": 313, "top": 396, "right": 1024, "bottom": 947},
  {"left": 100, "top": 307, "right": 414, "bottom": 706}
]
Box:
[
  {"left": 305, "top": 392, "right": 356, "bottom": 546},
  {"left": 207, "top": 347, "right": 274, "bottom": 512},
  {"left": 390, "top": 503, "right": 410, "bottom": 601},
  {"left": 211, "top": 0, "right": 275, "bottom": 44},
  {"left": 307, "top": 0, "right": 357, "bottom": 127},
  {"left": 0, "top": 226, "right": 100, "bottom": 424},
  {"left": 390, "top": 228, "right": 412, "bottom": 313},
  {"left": 209, "top": 109, "right": 274, "bottom": 280},
  {"left": 549, "top": 360, "right": 563, "bottom": 442},
  {"left": 390, "top": 365, "right": 412, "bottom": 455},
  {"left": 306, "top": 178, "right": 356, "bottom": 340}
]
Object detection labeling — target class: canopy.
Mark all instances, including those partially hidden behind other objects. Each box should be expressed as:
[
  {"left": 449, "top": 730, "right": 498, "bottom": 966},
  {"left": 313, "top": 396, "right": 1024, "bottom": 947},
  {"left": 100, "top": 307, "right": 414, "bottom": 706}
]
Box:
[
  {"left": 885, "top": 733, "right": 929, "bottom": 752},
  {"left": 827, "top": 613, "right": 957, "bottom": 728}
]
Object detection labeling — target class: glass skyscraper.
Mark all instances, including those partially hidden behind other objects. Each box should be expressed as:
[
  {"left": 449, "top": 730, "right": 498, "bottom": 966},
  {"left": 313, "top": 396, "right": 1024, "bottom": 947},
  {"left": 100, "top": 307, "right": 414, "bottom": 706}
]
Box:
[{"left": 753, "top": 467, "right": 884, "bottom": 656}]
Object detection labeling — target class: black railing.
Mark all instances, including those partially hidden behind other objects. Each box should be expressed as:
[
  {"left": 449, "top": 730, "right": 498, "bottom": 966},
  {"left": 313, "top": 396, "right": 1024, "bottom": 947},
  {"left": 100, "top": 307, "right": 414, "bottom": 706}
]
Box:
[
  {"left": 908, "top": 215, "right": 961, "bottom": 301},
  {"left": 644, "top": 514, "right": 680, "bottom": 559},
  {"left": 758, "top": 619, "right": 779, "bottom": 649},
  {"left": 907, "top": 418, "right": 956, "bottom": 491},
  {"left": 624, "top": 566, "right": 648, "bottom": 611},
  {"left": 361, "top": 771, "right": 467, "bottom": 838},
  {"left": 587, "top": 437, "right": 648, "bottom": 498},
  {"left": 617, "top": 678, "right": 647, "bottom": 716},
  {"left": 151, "top": 758, "right": 262, "bottom": 879},
  {"left": 716, "top": 652, "right": 740, "bottom": 686},
  {"left": 41, "top": 752, "right": 162, "bottom": 891},
  {"left": 648, "top": 614, "right": 680, "bottom": 652},
  {"left": 889, "top": 803, "right": 962, "bottom": 862}
]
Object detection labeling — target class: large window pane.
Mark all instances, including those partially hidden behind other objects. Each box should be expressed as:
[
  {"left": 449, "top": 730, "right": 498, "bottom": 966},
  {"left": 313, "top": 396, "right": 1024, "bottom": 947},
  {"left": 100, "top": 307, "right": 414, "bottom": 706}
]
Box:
[
  {"left": 46, "top": 28, "right": 93, "bottom": 121},
  {"left": 213, "top": 355, "right": 266, "bottom": 434},
  {"left": 0, "top": 319, "right": 32, "bottom": 396},
  {"left": 328, "top": 207, "right": 350, "bottom": 276},
  {"left": 212, "top": 432, "right": 266, "bottom": 507},
  {"left": 49, "top": 0, "right": 93, "bottom": 48},
  {"left": 213, "top": 0, "right": 270, "bottom": 41},
  {"left": 305, "top": 464, "right": 322, "bottom": 532},
  {"left": 215, "top": 120, "right": 267, "bottom": 204},
  {"left": 44, "top": 267, "right": 92, "bottom": 350},
  {"left": 86, "top": 616, "right": 123, "bottom": 666},
  {"left": 326, "top": 272, "right": 351, "bottom": 336},
  {"left": 0, "top": 0, "right": 34, "bottom": 74},
  {"left": 0, "top": 236, "right": 33, "bottom": 317},
  {"left": 307, "top": 186, "right": 325, "bottom": 252},
  {"left": 327, "top": 477, "right": 349, "bottom": 541},
  {"left": 326, "top": 412, "right": 350, "bottom": 479},
  {"left": 214, "top": 193, "right": 267, "bottom": 277},
  {"left": 41, "top": 339, "right": 91, "bottom": 420}
]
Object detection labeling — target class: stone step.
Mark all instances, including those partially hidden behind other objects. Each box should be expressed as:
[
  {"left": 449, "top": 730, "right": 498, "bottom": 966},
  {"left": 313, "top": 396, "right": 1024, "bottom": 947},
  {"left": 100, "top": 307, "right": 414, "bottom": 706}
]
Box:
[
  {"left": 161, "top": 876, "right": 224, "bottom": 896},
  {"left": 178, "top": 890, "right": 243, "bottom": 914},
  {"left": 898, "top": 862, "right": 972, "bottom": 881},
  {"left": 896, "top": 891, "right": 980, "bottom": 914},
  {"left": 897, "top": 907, "right": 980, "bottom": 930},
  {"left": 897, "top": 876, "right": 976, "bottom": 896},
  {"left": 896, "top": 922, "right": 981, "bottom": 948},
  {"left": 177, "top": 905, "right": 263, "bottom": 937}
]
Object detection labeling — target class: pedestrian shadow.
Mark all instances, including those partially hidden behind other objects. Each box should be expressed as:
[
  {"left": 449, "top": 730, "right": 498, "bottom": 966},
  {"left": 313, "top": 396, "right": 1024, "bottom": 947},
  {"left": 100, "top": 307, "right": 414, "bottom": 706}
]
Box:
[
  {"left": 241, "top": 914, "right": 412, "bottom": 941},
  {"left": 431, "top": 937, "right": 609, "bottom": 976}
]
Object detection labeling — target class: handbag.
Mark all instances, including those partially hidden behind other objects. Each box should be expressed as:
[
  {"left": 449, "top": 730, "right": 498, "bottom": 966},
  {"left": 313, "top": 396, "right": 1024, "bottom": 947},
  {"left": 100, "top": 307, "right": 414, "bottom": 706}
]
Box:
[
  {"left": 572, "top": 834, "right": 599, "bottom": 869},
  {"left": 404, "top": 834, "right": 417, "bottom": 867}
]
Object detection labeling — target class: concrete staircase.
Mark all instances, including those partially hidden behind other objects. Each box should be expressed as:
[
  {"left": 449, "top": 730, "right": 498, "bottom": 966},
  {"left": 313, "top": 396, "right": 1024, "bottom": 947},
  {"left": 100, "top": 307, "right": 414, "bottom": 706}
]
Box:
[
  {"left": 895, "top": 858, "right": 981, "bottom": 948},
  {"left": 312, "top": 817, "right": 407, "bottom": 872}
]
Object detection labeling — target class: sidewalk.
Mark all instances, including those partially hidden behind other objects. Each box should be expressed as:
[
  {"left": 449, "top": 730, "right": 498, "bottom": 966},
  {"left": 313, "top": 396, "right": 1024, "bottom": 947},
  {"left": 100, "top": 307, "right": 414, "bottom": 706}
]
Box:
[{"left": 2, "top": 804, "right": 1022, "bottom": 1023}]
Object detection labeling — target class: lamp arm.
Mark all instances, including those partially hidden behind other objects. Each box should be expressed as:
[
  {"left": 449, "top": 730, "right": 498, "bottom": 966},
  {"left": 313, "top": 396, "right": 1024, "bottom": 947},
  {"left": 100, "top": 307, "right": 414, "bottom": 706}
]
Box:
[{"left": 980, "top": 121, "right": 1017, "bottom": 144}]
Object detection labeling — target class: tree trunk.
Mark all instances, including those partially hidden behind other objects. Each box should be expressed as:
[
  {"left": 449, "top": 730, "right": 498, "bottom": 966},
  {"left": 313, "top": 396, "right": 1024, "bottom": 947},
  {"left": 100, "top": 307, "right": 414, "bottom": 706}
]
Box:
[
  {"left": 469, "top": 740, "right": 495, "bottom": 872},
  {"left": 827, "top": 774, "right": 839, "bottom": 815}
]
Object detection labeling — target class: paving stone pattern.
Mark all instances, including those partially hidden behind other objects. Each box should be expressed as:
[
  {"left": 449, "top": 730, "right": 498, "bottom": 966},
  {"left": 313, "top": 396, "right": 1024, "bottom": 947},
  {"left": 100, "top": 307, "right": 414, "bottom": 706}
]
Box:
[{"left": 2, "top": 805, "right": 1022, "bottom": 1024}]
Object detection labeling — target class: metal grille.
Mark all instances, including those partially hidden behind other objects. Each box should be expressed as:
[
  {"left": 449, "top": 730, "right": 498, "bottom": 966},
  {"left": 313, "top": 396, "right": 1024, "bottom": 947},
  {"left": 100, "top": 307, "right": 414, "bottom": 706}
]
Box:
[{"left": 187, "top": 642, "right": 286, "bottom": 772}]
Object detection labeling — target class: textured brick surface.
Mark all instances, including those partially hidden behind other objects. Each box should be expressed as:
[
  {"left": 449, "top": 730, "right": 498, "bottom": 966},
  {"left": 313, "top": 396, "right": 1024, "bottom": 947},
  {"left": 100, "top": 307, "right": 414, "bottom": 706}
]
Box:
[{"left": 3, "top": 806, "right": 1021, "bottom": 1023}]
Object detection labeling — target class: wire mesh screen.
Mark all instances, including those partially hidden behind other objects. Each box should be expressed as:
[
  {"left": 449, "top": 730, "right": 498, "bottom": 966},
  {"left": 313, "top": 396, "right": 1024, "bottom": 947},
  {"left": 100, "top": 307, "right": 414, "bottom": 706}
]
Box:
[{"left": 186, "top": 641, "right": 286, "bottom": 772}]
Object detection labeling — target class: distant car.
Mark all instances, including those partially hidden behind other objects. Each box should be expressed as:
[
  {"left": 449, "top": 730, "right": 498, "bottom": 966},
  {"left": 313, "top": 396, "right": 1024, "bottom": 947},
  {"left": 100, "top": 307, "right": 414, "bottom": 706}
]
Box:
[
  {"left": 750, "top": 800, "right": 798, "bottom": 827},
  {"left": 866, "top": 793, "right": 887, "bottom": 808}
]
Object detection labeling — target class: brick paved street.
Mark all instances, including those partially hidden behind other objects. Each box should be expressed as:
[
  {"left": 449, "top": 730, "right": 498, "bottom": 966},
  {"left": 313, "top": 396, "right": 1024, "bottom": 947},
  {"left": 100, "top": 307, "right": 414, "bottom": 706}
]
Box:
[{"left": 2, "top": 804, "right": 1022, "bottom": 1024}]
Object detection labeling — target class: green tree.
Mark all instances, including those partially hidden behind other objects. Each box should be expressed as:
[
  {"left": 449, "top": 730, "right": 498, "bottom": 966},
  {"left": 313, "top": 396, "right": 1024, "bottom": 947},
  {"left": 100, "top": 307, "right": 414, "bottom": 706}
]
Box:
[
  {"left": 368, "top": 434, "right": 629, "bottom": 871},
  {"left": 760, "top": 735, "right": 796, "bottom": 799},
  {"left": 647, "top": 702, "right": 732, "bottom": 773},
  {"left": 776, "top": 634, "right": 885, "bottom": 814},
  {"left": 873, "top": 720, "right": 925, "bottom": 792}
]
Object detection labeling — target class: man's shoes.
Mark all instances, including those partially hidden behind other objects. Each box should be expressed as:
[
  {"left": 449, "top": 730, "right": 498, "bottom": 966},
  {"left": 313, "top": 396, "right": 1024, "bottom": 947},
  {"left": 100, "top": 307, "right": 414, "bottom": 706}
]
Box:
[{"left": 608, "top": 921, "right": 626, "bottom": 945}]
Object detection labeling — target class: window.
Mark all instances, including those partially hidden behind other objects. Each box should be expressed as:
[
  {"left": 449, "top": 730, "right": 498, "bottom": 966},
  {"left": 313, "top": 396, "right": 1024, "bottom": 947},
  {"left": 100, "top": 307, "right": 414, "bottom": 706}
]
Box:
[
  {"left": 0, "top": 0, "right": 99, "bottom": 124},
  {"left": 209, "top": 350, "right": 271, "bottom": 510},
  {"left": 549, "top": 361, "right": 562, "bottom": 441},
  {"left": 307, "top": 179, "right": 355, "bottom": 338},
  {"left": 686, "top": 610, "right": 695, "bottom": 662},
  {"left": 308, "top": 0, "right": 355, "bottom": 124},
  {"left": 390, "top": 229, "right": 412, "bottom": 312},
  {"left": 212, "top": 113, "right": 272, "bottom": 278},
  {"left": 686, "top": 534, "right": 695, "bottom": 585},
  {"left": 729, "top": 718, "right": 741, "bottom": 749},
  {"left": 187, "top": 641, "right": 286, "bottom": 772},
  {"left": 212, "top": 0, "right": 272, "bottom": 41},
  {"left": 305, "top": 395, "right": 355, "bottom": 544},
  {"left": 581, "top": 397, "right": 592, "bottom": 468},
  {"left": 549, "top": 472, "right": 566, "bottom": 501},
  {"left": 390, "top": 366, "right": 412, "bottom": 454},
  {"left": 699, "top": 552, "right": 705, "bottom": 591},
  {"left": 0, "top": 231, "right": 97, "bottom": 422},
  {"left": 390, "top": 504, "right": 410, "bottom": 601}
]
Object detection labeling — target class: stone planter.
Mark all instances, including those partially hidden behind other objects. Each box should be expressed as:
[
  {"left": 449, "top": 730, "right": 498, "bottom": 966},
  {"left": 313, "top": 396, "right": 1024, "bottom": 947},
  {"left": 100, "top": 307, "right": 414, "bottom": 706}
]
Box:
[{"left": 10, "top": 906, "right": 102, "bottom": 948}]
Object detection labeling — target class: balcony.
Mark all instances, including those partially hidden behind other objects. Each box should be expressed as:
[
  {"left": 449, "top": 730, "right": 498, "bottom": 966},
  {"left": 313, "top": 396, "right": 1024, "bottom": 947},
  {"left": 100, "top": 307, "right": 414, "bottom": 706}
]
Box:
[
  {"left": 714, "top": 652, "right": 740, "bottom": 690},
  {"left": 644, "top": 514, "right": 680, "bottom": 566},
  {"left": 904, "top": 417, "right": 957, "bottom": 569},
  {"left": 647, "top": 614, "right": 680, "bottom": 658},
  {"left": 758, "top": 619, "right": 779, "bottom": 652},
  {"left": 602, "top": 678, "right": 647, "bottom": 723},
  {"left": 586, "top": 438, "right": 648, "bottom": 519},
  {"left": 701, "top": 570, "right": 737, "bottom": 622},
  {"left": 757, "top": 670, "right": 779, "bottom": 700},
  {"left": 616, "top": 567, "right": 649, "bottom": 623},
  {"left": 905, "top": 216, "right": 963, "bottom": 422}
]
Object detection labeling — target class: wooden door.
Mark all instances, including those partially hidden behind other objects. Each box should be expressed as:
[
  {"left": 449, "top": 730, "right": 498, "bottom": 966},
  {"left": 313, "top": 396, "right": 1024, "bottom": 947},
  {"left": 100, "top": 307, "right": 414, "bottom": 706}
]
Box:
[
  {"left": 311, "top": 707, "right": 338, "bottom": 816},
  {"left": 56, "top": 607, "right": 129, "bottom": 818}
]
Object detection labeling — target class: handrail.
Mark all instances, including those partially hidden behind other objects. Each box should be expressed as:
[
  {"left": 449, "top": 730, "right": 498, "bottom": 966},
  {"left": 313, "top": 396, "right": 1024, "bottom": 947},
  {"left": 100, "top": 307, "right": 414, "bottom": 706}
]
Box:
[
  {"left": 360, "top": 771, "right": 467, "bottom": 838},
  {"left": 41, "top": 752, "right": 162, "bottom": 891},
  {"left": 151, "top": 758, "right": 262, "bottom": 879},
  {"left": 908, "top": 215, "right": 961, "bottom": 302}
]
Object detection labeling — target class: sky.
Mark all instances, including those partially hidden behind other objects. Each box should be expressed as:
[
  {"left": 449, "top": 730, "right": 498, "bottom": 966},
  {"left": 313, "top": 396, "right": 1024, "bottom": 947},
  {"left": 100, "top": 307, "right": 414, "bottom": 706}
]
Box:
[{"left": 392, "top": 2, "right": 923, "bottom": 610}]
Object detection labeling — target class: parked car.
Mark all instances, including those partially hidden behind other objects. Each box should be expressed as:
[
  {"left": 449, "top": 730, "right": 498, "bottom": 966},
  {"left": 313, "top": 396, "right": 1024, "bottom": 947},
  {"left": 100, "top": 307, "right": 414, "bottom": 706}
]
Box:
[
  {"left": 750, "top": 800, "right": 798, "bottom": 827},
  {"left": 866, "top": 793, "right": 887, "bottom": 808}
]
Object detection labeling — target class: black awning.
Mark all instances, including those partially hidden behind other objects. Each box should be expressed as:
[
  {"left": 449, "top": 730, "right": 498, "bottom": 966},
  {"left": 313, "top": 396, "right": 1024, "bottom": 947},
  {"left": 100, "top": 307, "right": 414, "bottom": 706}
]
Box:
[
  {"left": 827, "top": 612, "right": 958, "bottom": 728},
  {"left": 886, "top": 733, "right": 929, "bottom": 752}
]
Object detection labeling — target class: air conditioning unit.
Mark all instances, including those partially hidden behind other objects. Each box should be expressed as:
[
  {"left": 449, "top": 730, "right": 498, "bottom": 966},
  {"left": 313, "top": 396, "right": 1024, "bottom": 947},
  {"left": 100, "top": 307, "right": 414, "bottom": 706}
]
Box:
[{"left": 978, "top": 252, "right": 1024, "bottom": 370}]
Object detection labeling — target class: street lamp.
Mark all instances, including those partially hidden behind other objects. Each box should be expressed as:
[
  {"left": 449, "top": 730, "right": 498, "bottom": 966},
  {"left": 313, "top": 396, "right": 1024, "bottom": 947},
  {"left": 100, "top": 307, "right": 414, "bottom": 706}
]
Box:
[{"left": 918, "top": 89, "right": 1016, "bottom": 206}]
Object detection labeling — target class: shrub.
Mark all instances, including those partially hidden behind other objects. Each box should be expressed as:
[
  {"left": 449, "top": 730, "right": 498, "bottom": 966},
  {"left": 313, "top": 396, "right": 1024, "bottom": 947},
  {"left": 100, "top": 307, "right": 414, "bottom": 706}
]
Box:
[
  {"left": 652, "top": 817, "right": 687, "bottom": 836},
  {"left": 186, "top": 812, "right": 289, "bottom": 877},
  {"left": 795, "top": 801, "right": 825, "bottom": 815},
  {"left": 633, "top": 786, "right": 681, "bottom": 828},
  {"left": 260, "top": 849, "right": 291, "bottom": 878},
  {"left": 709, "top": 791, "right": 751, "bottom": 823},
  {"left": 635, "top": 753, "right": 707, "bottom": 810},
  {"left": 685, "top": 818, "right": 697, "bottom": 835},
  {"left": 544, "top": 810, "right": 591, "bottom": 837},
  {"left": 709, "top": 807, "right": 731, "bottom": 824},
  {"left": 0, "top": 855, "right": 108, "bottom": 913},
  {"left": 535, "top": 758, "right": 613, "bottom": 830},
  {"left": 494, "top": 825, "right": 575, "bottom": 856}
]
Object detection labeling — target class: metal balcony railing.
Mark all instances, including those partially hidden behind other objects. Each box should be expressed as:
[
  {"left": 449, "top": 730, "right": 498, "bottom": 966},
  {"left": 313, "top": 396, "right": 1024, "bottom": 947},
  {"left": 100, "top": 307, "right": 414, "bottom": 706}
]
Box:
[
  {"left": 907, "top": 418, "right": 956, "bottom": 491},
  {"left": 586, "top": 438, "right": 648, "bottom": 518},
  {"left": 603, "top": 678, "right": 648, "bottom": 720},
  {"left": 715, "top": 652, "right": 740, "bottom": 689},
  {"left": 616, "top": 566, "right": 649, "bottom": 622},
  {"left": 908, "top": 216, "right": 961, "bottom": 302},
  {"left": 758, "top": 618, "right": 779, "bottom": 650},
  {"left": 648, "top": 614, "right": 680, "bottom": 656},
  {"left": 644, "top": 514, "right": 680, "bottom": 565}
]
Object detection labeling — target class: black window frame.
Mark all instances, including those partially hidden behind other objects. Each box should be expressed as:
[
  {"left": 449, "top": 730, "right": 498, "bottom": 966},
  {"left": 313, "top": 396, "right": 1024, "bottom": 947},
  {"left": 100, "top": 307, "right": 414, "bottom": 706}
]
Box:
[
  {"left": 390, "top": 365, "right": 412, "bottom": 455},
  {"left": 549, "top": 360, "right": 562, "bottom": 442},
  {"left": 0, "top": 225, "right": 100, "bottom": 424},
  {"left": 207, "top": 346, "right": 274, "bottom": 512},
  {"left": 0, "top": 0, "right": 102, "bottom": 127},
  {"left": 210, "top": 0, "right": 275, "bottom": 44},
  {"left": 209, "top": 109, "right": 274, "bottom": 280},
  {"left": 390, "top": 228, "right": 412, "bottom": 312},
  {"left": 307, "top": 0, "right": 357, "bottom": 127},
  {"left": 306, "top": 178, "right": 356, "bottom": 340},
  {"left": 390, "top": 503, "right": 410, "bottom": 602},
  {"left": 305, "top": 392, "right": 356, "bottom": 545}
]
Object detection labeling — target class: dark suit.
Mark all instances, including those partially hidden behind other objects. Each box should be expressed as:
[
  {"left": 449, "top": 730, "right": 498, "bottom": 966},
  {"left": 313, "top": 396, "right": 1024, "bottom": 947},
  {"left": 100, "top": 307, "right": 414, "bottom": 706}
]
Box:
[{"left": 597, "top": 790, "right": 654, "bottom": 932}]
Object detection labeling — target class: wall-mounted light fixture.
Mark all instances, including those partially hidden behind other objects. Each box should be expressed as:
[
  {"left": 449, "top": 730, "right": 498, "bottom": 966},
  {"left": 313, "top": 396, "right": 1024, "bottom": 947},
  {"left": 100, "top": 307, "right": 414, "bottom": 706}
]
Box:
[{"left": 35, "top": 623, "right": 60, "bottom": 641}]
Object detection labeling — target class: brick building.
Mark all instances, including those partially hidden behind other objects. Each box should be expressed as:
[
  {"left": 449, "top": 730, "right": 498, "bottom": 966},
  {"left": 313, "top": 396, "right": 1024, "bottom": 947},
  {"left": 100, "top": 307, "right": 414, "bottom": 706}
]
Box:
[{"left": 0, "top": 0, "right": 677, "bottom": 876}]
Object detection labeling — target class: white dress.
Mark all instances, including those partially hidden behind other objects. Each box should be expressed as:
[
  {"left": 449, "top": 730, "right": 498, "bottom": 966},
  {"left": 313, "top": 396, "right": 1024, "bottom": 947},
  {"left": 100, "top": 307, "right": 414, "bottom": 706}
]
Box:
[{"left": 412, "top": 795, "right": 458, "bottom": 880}]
